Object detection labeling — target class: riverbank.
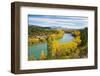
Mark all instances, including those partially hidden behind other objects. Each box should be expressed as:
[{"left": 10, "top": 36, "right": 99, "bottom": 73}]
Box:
[
  {"left": 28, "top": 29, "right": 64, "bottom": 45},
  {"left": 47, "top": 30, "right": 81, "bottom": 59},
  {"left": 28, "top": 28, "right": 88, "bottom": 60},
  {"left": 28, "top": 33, "right": 74, "bottom": 60}
]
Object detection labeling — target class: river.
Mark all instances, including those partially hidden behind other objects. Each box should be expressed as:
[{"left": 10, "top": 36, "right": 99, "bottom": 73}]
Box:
[{"left": 28, "top": 33, "right": 74, "bottom": 60}]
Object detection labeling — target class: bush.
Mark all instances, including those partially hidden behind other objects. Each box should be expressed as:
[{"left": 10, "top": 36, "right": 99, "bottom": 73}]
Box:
[{"left": 28, "top": 54, "right": 35, "bottom": 60}]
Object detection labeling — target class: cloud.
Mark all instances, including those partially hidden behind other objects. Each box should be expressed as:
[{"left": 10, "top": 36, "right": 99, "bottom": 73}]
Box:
[{"left": 28, "top": 15, "right": 88, "bottom": 29}]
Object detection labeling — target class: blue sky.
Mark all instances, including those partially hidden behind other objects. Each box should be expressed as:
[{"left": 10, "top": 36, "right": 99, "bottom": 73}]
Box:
[{"left": 28, "top": 15, "right": 88, "bottom": 29}]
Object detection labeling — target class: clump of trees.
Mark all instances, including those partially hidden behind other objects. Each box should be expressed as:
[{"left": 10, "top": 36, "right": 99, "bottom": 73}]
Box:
[
  {"left": 80, "top": 28, "right": 88, "bottom": 46},
  {"left": 71, "top": 30, "right": 80, "bottom": 36},
  {"left": 28, "top": 37, "right": 40, "bottom": 45},
  {"left": 28, "top": 25, "right": 63, "bottom": 36},
  {"left": 79, "top": 28, "right": 88, "bottom": 58},
  {"left": 47, "top": 35, "right": 61, "bottom": 59},
  {"left": 28, "top": 26, "right": 64, "bottom": 45},
  {"left": 47, "top": 30, "right": 82, "bottom": 59}
]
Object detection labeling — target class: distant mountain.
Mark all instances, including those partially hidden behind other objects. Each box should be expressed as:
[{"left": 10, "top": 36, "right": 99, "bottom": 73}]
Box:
[
  {"left": 29, "top": 25, "right": 87, "bottom": 30},
  {"left": 49, "top": 26, "right": 62, "bottom": 29},
  {"left": 29, "top": 25, "right": 51, "bottom": 29}
]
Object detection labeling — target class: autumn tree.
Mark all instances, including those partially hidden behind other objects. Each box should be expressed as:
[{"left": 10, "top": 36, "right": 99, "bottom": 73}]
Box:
[
  {"left": 47, "top": 34, "right": 61, "bottom": 59},
  {"left": 40, "top": 51, "right": 46, "bottom": 60}
]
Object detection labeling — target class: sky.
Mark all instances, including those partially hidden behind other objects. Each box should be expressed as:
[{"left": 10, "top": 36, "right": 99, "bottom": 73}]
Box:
[{"left": 28, "top": 15, "right": 88, "bottom": 29}]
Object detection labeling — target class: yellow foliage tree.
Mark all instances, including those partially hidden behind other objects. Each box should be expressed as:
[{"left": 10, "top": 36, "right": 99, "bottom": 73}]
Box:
[
  {"left": 73, "top": 36, "right": 81, "bottom": 45},
  {"left": 28, "top": 37, "right": 39, "bottom": 45},
  {"left": 72, "top": 30, "right": 80, "bottom": 36},
  {"left": 47, "top": 30, "right": 81, "bottom": 59},
  {"left": 47, "top": 34, "right": 61, "bottom": 58},
  {"left": 40, "top": 51, "right": 46, "bottom": 60}
]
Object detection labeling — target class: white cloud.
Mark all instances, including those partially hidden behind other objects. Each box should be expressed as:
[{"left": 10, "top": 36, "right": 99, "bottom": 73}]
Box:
[{"left": 29, "top": 15, "right": 88, "bottom": 29}]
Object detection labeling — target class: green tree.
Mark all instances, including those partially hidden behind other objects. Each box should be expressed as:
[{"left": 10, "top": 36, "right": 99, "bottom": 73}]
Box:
[{"left": 28, "top": 54, "right": 35, "bottom": 60}]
